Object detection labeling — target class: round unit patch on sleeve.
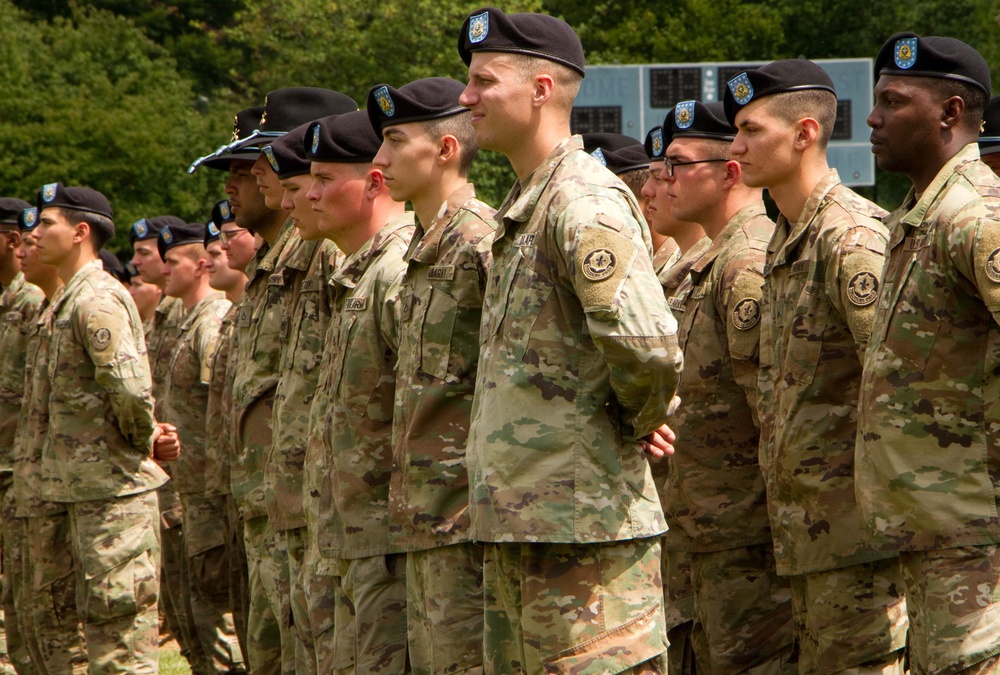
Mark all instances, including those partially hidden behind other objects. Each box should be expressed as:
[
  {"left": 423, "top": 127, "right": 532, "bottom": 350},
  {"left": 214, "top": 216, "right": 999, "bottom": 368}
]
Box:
[
  {"left": 582, "top": 248, "right": 617, "bottom": 281},
  {"left": 732, "top": 297, "right": 761, "bottom": 331},
  {"left": 986, "top": 248, "right": 1000, "bottom": 283},
  {"left": 847, "top": 271, "right": 879, "bottom": 306},
  {"left": 92, "top": 326, "right": 112, "bottom": 351}
]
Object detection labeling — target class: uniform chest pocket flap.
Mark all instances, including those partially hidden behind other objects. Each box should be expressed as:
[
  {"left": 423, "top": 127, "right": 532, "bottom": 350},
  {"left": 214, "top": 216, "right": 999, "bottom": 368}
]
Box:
[{"left": 883, "top": 257, "right": 949, "bottom": 370}]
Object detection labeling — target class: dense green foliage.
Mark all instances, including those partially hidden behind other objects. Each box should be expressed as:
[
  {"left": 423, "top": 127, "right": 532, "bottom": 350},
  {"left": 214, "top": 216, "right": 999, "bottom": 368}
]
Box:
[{"left": 3, "top": 0, "right": 999, "bottom": 256}]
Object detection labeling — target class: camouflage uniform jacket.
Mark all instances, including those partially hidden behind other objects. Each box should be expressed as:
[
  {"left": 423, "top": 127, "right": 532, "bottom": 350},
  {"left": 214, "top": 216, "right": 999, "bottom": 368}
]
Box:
[
  {"left": 163, "top": 291, "right": 230, "bottom": 494},
  {"left": 313, "top": 214, "right": 415, "bottom": 559},
  {"left": 148, "top": 294, "right": 184, "bottom": 526},
  {"left": 857, "top": 144, "right": 1000, "bottom": 551},
  {"left": 0, "top": 272, "right": 44, "bottom": 471},
  {"left": 266, "top": 237, "right": 340, "bottom": 531},
  {"left": 467, "top": 136, "right": 682, "bottom": 544},
  {"left": 13, "top": 298, "right": 64, "bottom": 517},
  {"left": 653, "top": 237, "right": 681, "bottom": 286},
  {"left": 758, "top": 169, "right": 891, "bottom": 575},
  {"left": 38, "top": 259, "right": 168, "bottom": 502},
  {"left": 231, "top": 220, "right": 294, "bottom": 519},
  {"left": 204, "top": 303, "right": 238, "bottom": 497},
  {"left": 662, "top": 204, "right": 774, "bottom": 552},
  {"left": 390, "top": 184, "right": 496, "bottom": 551}
]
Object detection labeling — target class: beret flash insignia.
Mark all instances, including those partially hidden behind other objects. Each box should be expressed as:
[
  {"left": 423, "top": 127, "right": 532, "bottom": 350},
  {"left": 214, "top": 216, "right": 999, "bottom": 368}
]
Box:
[
  {"left": 728, "top": 72, "right": 754, "bottom": 106},
  {"left": 732, "top": 297, "right": 761, "bottom": 330},
  {"left": 582, "top": 248, "right": 616, "bottom": 281},
  {"left": 847, "top": 271, "right": 879, "bottom": 306},
  {"left": 208, "top": 222, "right": 220, "bottom": 237},
  {"left": 675, "top": 101, "right": 695, "bottom": 129},
  {"left": 311, "top": 125, "right": 321, "bottom": 155},
  {"left": 263, "top": 145, "right": 279, "bottom": 172},
  {"left": 23, "top": 208, "right": 37, "bottom": 229},
  {"left": 373, "top": 86, "right": 395, "bottom": 117},
  {"left": 220, "top": 202, "right": 231, "bottom": 219},
  {"left": 469, "top": 11, "right": 489, "bottom": 44},
  {"left": 590, "top": 148, "right": 607, "bottom": 166},
  {"left": 651, "top": 129, "right": 664, "bottom": 158},
  {"left": 41, "top": 183, "right": 57, "bottom": 203},
  {"left": 894, "top": 37, "right": 918, "bottom": 69},
  {"left": 161, "top": 226, "right": 173, "bottom": 244},
  {"left": 133, "top": 219, "right": 148, "bottom": 238}
]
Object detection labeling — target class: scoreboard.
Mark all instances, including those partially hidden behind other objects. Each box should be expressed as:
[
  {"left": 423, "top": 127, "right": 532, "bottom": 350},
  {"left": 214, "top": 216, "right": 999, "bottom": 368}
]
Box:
[{"left": 572, "top": 59, "right": 875, "bottom": 186}]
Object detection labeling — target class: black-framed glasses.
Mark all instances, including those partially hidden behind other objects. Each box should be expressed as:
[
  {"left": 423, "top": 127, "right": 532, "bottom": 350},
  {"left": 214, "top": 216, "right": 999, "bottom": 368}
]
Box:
[
  {"left": 663, "top": 158, "right": 728, "bottom": 178},
  {"left": 218, "top": 227, "right": 249, "bottom": 244}
]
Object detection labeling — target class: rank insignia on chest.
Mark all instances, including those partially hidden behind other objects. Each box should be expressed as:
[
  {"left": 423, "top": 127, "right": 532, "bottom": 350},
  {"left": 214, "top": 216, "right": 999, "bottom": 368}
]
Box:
[
  {"left": 514, "top": 233, "right": 535, "bottom": 248},
  {"left": 236, "top": 309, "right": 251, "bottom": 328},
  {"left": 268, "top": 272, "right": 284, "bottom": 286},
  {"left": 847, "top": 271, "right": 879, "bottom": 306},
  {"left": 400, "top": 295, "right": 413, "bottom": 321},
  {"left": 732, "top": 297, "right": 761, "bottom": 330},
  {"left": 428, "top": 265, "right": 455, "bottom": 281},
  {"left": 582, "top": 248, "right": 616, "bottom": 281},
  {"left": 986, "top": 248, "right": 1000, "bottom": 283},
  {"left": 345, "top": 297, "right": 368, "bottom": 311}
]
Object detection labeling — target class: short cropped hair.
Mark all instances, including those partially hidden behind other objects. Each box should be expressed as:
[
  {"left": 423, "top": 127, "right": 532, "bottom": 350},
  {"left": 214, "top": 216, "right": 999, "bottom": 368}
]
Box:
[
  {"left": 765, "top": 90, "right": 838, "bottom": 150},
  {"left": 424, "top": 112, "right": 479, "bottom": 176}
]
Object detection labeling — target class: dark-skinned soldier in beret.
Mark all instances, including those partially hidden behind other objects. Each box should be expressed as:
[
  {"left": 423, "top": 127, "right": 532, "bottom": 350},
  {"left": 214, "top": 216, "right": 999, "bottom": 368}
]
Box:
[{"left": 860, "top": 33, "right": 1000, "bottom": 674}]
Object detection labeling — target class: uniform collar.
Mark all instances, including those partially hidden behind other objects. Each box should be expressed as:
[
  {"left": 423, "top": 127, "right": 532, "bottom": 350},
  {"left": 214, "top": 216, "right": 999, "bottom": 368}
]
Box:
[
  {"left": 690, "top": 202, "right": 768, "bottom": 279},
  {"left": 896, "top": 143, "right": 981, "bottom": 230},
  {"left": 332, "top": 212, "right": 415, "bottom": 290},
  {"left": 496, "top": 136, "right": 581, "bottom": 236},
  {"left": 51, "top": 259, "right": 103, "bottom": 313},
  {"left": 178, "top": 291, "right": 227, "bottom": 331},
  {"left": 406, "top": 183, "right": 477, "bottom": 265},
  {"left": 661, "top": 236, "right": 712, "bottom": 292},
  {"left": 770, "top": 169, "right": 842, "bottom": 266}
]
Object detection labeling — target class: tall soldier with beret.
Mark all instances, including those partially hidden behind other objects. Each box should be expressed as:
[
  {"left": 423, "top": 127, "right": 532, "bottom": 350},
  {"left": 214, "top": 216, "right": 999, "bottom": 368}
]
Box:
[
  {"left": 367, "top": 76, "right": 496, "bottom": 675},
  {"left": 657, "top": 101, "right": 793, "bottom": 673},
  {"left": 458, "top": 8, "right": 682, "bottom": 673},
  {"left": 225, "top": 87, "right": 355, "bottom": 675},
  {"left": 725, "top": 60, "right": 906, "bottom": 673},
  {"left": 193, "top": 107, "right": 268, "bottom": 658},
  {"left": 0, "top": 198, "right": 42, "bottom": 675},
  {"left": 13, "top": 206, "right": 84, "bottom": 675},
  {"left": 30, "top": 183, "right": 180, "bottom": 674},
  {"left": 979, "top": 95, "right": 1000, "bottom": 176},
  {"left": 128, "top": 212, "right": 207, "bottom": 673},
  {"left": 158, "top": 222, "right": 244, "bottom": 675},
  {"left": 259, "top": 121, "right": 344, "bottom": 675},
  {"left": 639, "top": 120, "right": 708, "bottom": 675},
  {"left": 860, "top": 34, "right": 1000, "bottom": 673},
  {"left": 583, "top": 133, "right": 680, "bottom": 275},
  {"left": 303, "top": 110, "right": 414, "bottom": 674}
]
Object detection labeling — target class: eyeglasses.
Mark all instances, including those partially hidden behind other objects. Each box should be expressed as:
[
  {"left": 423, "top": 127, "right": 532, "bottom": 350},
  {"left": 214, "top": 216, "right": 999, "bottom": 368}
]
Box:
[
  {"left": 662, "top": 158, "right": 728, "bottom": 178},
  {"left": 218, "top": 227, "right": 249, "bottom": 244}
]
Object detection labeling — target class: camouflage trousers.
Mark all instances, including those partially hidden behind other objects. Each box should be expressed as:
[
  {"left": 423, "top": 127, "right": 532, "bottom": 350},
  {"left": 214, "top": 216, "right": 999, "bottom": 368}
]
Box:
[
  {"left": 407, "top": 543, "right": 484, "bottom": 675},
  {"left": 900, "top": 545, "right": 1000, "bottom": 674},
  {"left": 0, "top": 478, "right": 35, "bottom": 675},
  {"left": 25, "top": 509, "right": 88, "bottom": 674},
  {"left": 661, "top": 548, "right": 695, "bottom": 675},
  {"left": 332, "top": 553, "right": 409, "bottom": 674},
  {"left": 181, "top": 493, "right": 244, "bottom": 673},
  {"left": 303, "top": 537, "right": 352, "bottom": 674},
  {"left": 483, "top": 537, "right": 668, "bottom": 675},
  {"left": 789, "top": 557, "right": 907, "bottom": 674},
  {"left": 158, "top": 485, "right": 208, "bottom": 673},
  {"left": 242, "top": 515, "right": 286, "bottom": 675},
  {"left": 282, "top": 527, "right": 314, "bottom": 674},
  {"left": 224, "top": 493, "right": 249, "bottom": 662},
  {"left": 689, "top": 544, "right": 795, "bottom": 674},
  {"left": 67, "top": 490, "right": 162, "bottom": 675}
]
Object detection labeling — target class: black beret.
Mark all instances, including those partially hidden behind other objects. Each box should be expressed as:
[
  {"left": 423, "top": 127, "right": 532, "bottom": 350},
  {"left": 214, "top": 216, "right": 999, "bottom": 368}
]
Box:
[
  {"left": 644, "top": 125, "right": 667, "bottom": 161},
  {"left": 228, "top": 87, "right": 358, "bottom": 153},
  {"left": 158, "top": 220, "right": 207, "bottom": 260},
  {"left": 124, "top": 261, "right": 140, "bottom": 279},
  {"left": 874, "top": 32, "right": 990, "bottom": 97},
  {"left": 18, "top": 207, "right": 38, "bottom": 232},
  {"left": 205, "top": 199, "right": 236, "bottom": 246},
  {"left": 458, "top": 7, "right": 585, "bottom": 77},
  {"left": 668, "top": 100, "right": 735, "bottom": 142},
  {"left": 0, "top": 198, "right": 31, "bottom": 226},
  {"left": 367, "top": 78, "right": 468, "bottom": 135},
  {"left": 99, "top": 249, "right": 126, "bottom": 281},
  {"left": 190, "top": 106, "right": 265, "bottom": 174},
  {"left": 263, "top": 123, "right": 312, "bottom": 179},
  {"left": 36, "top": 183, "right": 113, "bottom": 220},
  {"left": 723, "top": 60, "right": 836, "bottom": 125},
  {"left": 129, "top": 215, "right": 185, "bottom": 246},
  {"left": 979, "top": 96, "right": 1000, "bottom": 156},
  {"left": 306, "top": 111, "right": 382, "bottom": 163},
  {"left": 581, "top": 133, "right": 648, "bottom": 175}
]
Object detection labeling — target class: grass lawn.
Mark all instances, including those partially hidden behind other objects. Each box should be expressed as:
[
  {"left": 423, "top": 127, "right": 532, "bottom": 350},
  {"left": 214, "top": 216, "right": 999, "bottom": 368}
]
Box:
[{"left": 160, "top": 647, "right": 192, "bottom": 675}]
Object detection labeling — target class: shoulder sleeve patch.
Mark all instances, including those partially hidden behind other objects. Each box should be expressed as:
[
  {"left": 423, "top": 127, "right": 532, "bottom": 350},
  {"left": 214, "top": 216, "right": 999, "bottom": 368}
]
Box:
[
  {"left": 838, "top": 249, "right": 885, "bottom": 343},
  {"left": 974, "top": 220, "right": 1000, "bottom": 312},
  {"left": 726, "top": 270, "right": 764, "bottom": 360},
  {"left": 574, "top": 226, "right": 639, "bottom": 313}
]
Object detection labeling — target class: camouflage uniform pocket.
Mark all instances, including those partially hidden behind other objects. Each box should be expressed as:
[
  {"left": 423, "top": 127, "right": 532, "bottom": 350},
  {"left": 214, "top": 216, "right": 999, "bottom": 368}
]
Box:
[
  {"left": 786, "top": 290, "right": 830, "bottom": 386},
  {"left": 79, "top": 522, "right": 159, "bottom": 622},
  {"left": 883, "top": 259, "right": 948, "bottom": 370},
  {"left": 420, "top": 287, "right": 458, "bottom": 380}
]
